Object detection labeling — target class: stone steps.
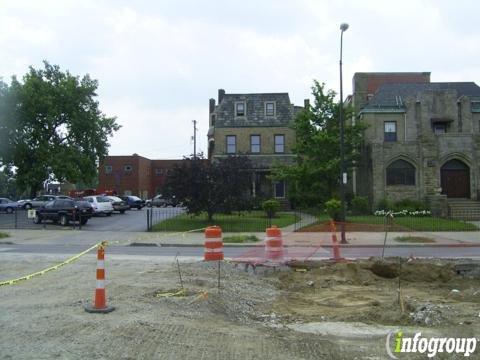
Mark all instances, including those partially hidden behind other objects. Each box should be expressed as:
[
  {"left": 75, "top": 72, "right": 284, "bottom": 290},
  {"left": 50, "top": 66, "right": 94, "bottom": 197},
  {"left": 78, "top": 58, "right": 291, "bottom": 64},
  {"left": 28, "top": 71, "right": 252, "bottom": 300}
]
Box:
[{"left": 447, "top": 199, "right": 480, "bottom": 220}]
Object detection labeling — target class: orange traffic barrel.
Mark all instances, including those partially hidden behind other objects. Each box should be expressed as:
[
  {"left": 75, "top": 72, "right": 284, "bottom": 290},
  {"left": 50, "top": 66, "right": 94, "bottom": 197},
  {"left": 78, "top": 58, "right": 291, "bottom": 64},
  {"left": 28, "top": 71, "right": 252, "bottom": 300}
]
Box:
[
  {"left": 265, "top": 225, "right": 284, "bottom": 262},
  {"left": 204, "top": 226, "right": 224, "bottom": 261}
]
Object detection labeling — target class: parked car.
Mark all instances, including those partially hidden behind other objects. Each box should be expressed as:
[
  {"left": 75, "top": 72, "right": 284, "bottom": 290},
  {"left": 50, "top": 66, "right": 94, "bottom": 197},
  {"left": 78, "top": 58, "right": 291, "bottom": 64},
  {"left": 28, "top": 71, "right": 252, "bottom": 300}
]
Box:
[
  {"left": 120, "top": 196, "right": 144, "bottom": 210},
  {"left": 0, "top": 198, "right": 19, "bottom": 214},
  {"left": 106, "top": 196, "right": 129, "bottom": 214},
  {"left": 146, "top": 194, "right": 179, "bottom": 207},
  {"left": 17, "top": 195, "right": 58, "bottom": 209},
  {"left": 33, "top": 198, "right": 93, "bottom": 226},
  {"left": 83, "top": 195, "right": 114, "bottom": 216}
]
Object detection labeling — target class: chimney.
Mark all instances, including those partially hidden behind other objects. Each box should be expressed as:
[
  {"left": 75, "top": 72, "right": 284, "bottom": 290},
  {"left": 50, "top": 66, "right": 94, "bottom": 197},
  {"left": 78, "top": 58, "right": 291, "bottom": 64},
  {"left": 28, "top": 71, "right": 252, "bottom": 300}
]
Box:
[
  {"left": 218, "top": 89, "right": 225, "bottom": 104},
  {"left": 304, "top": 99, "right": 310, "bottom": 109},
  {"left": 209, "top": 98, "right": 215, "bottom": 114}
]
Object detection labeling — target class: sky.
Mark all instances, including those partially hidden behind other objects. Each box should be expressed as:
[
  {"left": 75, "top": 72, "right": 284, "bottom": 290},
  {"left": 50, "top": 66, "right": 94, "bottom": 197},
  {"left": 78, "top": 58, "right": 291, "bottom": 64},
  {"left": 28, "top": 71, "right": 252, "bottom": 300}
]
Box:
[{"left": 1, "top": 0, "right": 479, "bottom": 159}]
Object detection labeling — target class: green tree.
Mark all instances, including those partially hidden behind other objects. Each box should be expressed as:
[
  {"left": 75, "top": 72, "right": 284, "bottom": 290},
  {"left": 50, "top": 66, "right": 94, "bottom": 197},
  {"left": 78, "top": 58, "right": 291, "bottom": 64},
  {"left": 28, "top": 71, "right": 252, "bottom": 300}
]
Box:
[
  {"left": 165, "top": 155, "right": 253, "bottom": 221},
  {"left": 0, "top": 61, "right": 120, "bottom": 197},
  {"left": 273, "top": 81, "right": 364, "bottom": 207}
]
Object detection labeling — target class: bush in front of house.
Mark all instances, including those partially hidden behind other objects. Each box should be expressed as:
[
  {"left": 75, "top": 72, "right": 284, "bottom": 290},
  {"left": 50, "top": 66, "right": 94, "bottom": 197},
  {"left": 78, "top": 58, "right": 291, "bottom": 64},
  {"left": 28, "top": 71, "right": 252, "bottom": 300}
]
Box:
[
  {"left": 324, "top": 198, "right": 342, "bottom": 220},
  {"left": 393, "top": 199, "right": 429, "bottom": 212},
  {"left": 262, "top": 199, "right": 281, "bottom": 218},
  {"left": 375, "top": 198, "right": 394, "bottom": 211},
  {"left": 351, "top": 196, "right": 370, "bottom": 215}
]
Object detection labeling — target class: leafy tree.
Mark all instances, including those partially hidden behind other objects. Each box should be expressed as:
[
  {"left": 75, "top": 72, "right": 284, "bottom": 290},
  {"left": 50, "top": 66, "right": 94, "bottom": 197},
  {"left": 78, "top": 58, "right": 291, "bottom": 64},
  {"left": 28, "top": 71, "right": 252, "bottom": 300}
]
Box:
[
  {"left": 0, "top": 61, "right": 120, "bottom": 197},
  {"left": 0, "top": 169, "right": 20, "bottom": 199},
  {"left": 165, "top": 155, "right": 253, "bottom": 221},
  {"left": 272, "top": 81, "right": 364, "bottom": 207}
]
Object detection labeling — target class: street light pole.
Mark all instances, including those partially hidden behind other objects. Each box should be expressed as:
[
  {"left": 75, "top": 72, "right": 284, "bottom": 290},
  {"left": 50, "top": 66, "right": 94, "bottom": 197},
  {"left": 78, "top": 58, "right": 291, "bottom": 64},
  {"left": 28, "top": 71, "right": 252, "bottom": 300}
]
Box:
[{"left": 339, "top": 23, "right": 349, "bottom": 244}]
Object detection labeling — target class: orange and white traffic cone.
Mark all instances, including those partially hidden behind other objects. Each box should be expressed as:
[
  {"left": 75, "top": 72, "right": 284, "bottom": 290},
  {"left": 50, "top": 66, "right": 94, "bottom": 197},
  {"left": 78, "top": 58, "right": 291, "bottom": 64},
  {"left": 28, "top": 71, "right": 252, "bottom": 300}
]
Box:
[
  {"left": 84, "top": 242, "right": 115, "bottom": 313},
  {"left": 330, "top": 220, "right": 345, "bottom": 262},
  {"left": 204, "top": 226, "right": 224, "bottom": 261}
]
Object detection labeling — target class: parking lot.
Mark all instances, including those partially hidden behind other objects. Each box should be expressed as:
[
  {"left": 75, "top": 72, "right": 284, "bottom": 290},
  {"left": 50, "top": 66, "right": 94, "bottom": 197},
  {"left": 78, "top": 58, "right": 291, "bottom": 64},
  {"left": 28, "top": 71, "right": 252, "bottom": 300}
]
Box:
[{"left": 0, "top": 207, "right": 185, "bottom": 232}]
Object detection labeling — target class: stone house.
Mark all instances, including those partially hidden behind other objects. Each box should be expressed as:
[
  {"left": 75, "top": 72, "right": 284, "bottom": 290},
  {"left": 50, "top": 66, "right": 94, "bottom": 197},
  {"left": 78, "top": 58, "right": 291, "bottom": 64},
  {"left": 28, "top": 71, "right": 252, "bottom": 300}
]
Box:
[
  {"left": 351, "top": 72, "right": 480, "bottom": 216},
  {"left": 207, "top": 89, "right": 304, "bottom": 204}
]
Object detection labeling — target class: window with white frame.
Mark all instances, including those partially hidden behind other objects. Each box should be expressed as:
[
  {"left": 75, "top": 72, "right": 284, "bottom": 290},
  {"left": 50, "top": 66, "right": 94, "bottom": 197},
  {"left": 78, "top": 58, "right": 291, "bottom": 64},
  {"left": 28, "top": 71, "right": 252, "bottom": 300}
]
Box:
[
  {"left": 265, "top": 102, "right": 275, "bottom": 117},
  {"left": 155, "top": 168, "right": 163, "bottom": 176},
  {"left": 105, "top": 165, "right": 112, "bottom": 174},
  {"left": 226, "top": 135, "right": 236, "bottom": 154},
  {"left": 384, "top": 121, "right": 397, "bottom": 142},
  {"left": 250, "top": 135, "right": 260, "bottom": 153},
  {"left": 274, "top": 134, "right": 285, "bottom": 153},
  {"left": 235, "top": 102, "right": 246, "bottom": 116},
  {"left": 123, "top": 164, "right": 133, "bottom": 173}
]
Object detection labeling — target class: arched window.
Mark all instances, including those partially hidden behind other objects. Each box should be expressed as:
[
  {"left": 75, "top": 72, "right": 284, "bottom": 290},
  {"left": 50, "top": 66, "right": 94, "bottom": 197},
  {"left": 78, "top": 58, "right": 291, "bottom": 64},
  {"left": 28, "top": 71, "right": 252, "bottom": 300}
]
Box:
[{"left": 386, "top": 160, "right": 415, "bottom": 185}]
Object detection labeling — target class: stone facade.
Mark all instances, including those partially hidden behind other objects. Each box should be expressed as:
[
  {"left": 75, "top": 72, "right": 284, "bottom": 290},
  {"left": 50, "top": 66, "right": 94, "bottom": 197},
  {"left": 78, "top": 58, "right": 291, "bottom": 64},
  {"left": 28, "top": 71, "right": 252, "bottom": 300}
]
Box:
[
  {"left": 208, "top": 89, "right": 303, "bottom": 202},
  {"left": 352, "top": 73, "right": 480, "bottom": 208}
]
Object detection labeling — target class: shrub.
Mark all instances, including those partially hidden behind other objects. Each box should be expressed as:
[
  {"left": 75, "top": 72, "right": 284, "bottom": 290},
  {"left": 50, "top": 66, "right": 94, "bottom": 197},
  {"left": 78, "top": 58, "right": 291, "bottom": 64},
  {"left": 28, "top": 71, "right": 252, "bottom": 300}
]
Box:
[
  {"left": 324, "top": 198, "right": 341, "bottom": 220},
  {"left": 351, "top": 196, "right": 370, "bottom": 215},
  {"left": 375, "top": 198, "right": 393, "bottom": 211},
  {"left": 393, "top": 199, "right": 429, "bottom": 212},
  {"left": 262, "top": 199, "right": 281, "bottom": 218}
]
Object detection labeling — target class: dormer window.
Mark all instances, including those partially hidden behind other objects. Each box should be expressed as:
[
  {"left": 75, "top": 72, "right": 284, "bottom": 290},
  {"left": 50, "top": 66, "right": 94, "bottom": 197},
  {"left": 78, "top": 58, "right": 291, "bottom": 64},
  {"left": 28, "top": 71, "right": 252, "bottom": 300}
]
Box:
[
  {"left": 265, "top": 102, "right": 275, "bottom": 117},
  {"left": 235, "top": 102, "right": 246, "bottom": 117}
]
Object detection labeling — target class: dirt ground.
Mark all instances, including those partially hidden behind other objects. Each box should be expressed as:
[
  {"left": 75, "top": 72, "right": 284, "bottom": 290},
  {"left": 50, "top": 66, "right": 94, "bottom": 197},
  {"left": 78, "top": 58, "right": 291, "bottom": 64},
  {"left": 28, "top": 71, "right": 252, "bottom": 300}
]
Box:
[{"left": 1, "top": 253, "right": 480, "bottom": 359}]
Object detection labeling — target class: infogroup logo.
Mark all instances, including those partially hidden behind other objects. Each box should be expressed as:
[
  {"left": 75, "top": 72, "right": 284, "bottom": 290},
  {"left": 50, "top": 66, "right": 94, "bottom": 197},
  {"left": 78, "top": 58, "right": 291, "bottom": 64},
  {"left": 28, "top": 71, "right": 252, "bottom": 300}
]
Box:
[{"left": 386, "top": 330, "right": 477, "bottom": 358}]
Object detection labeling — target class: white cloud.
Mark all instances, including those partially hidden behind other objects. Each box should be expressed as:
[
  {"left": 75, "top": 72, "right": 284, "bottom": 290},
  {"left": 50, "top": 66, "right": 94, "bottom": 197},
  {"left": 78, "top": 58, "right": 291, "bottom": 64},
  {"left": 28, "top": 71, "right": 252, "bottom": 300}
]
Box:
[{"left": 1, "top": 0, "right": 480, "bottom": 159}]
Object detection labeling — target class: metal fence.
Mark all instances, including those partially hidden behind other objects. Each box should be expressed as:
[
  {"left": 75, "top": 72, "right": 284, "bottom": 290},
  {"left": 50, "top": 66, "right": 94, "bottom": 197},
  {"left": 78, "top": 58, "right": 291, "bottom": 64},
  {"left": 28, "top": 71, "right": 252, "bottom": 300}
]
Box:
[{"left": 146, "top": 207, "right": 274, "bottom": 232}]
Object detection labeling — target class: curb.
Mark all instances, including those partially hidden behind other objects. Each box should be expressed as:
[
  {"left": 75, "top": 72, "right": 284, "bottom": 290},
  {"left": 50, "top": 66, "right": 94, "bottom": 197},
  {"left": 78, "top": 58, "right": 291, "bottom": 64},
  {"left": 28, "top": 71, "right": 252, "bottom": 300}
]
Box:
[{"left": 130, "top": 243, "right": 480, "bottom": 248}]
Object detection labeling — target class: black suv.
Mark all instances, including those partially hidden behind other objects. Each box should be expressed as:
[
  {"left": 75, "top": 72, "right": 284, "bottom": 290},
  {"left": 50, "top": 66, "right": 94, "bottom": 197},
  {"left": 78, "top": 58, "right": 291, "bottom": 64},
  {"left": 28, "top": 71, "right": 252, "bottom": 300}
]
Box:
[{"left": 34, "top": 199, "right": 93, "bottom": 226}]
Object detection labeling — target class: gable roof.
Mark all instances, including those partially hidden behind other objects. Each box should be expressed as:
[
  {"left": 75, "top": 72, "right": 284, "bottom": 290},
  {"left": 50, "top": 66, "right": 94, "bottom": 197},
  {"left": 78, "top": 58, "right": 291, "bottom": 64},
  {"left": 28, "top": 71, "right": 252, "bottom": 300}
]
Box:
[{"left": 362, "top": 82, "right": 480, "bottom": 112}]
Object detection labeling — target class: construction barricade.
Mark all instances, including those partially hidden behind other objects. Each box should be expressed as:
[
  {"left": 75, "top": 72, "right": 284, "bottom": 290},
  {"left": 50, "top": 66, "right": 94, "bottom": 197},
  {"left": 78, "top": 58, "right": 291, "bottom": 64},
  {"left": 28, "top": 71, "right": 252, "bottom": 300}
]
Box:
[
  {"left": 85, "top": 242, "right": 115, "bottom": 313},
  {"left": 329, "top": 220, "right": 345, "bottom": 262},
  {"left": 265, "top": 225, "right": 284, "bottom": 262},
  {"left": 204, "top": 226, "right": 224, "bottom": 261}
]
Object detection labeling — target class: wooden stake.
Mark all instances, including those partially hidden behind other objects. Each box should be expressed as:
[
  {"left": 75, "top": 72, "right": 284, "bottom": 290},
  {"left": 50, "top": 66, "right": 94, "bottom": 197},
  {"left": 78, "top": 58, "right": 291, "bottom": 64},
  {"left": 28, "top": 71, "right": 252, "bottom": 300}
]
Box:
[{"left": 175, "top": 252, "right": 184, "bottom": 290}]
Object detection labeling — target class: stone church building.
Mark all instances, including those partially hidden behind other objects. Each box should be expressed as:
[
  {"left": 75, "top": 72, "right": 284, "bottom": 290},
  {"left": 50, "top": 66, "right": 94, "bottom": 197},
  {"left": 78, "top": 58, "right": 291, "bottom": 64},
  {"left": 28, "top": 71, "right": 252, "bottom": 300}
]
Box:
[{"left": 350, "top": 72, "right": 480, "bottom": 216}]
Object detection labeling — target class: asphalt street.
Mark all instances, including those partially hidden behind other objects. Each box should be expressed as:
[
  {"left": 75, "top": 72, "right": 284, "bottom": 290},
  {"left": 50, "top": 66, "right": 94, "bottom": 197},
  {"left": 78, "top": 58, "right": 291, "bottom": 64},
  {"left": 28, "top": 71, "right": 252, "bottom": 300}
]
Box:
[{"left": 1, "top": 243, "right": 479, "bottom": 259}]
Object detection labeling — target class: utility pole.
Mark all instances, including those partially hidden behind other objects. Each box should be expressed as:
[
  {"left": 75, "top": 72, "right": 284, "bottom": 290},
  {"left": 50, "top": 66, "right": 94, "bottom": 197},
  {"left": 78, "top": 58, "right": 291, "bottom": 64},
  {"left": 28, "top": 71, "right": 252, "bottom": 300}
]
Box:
[
  {"left": 192, "top": 120, "right": 197, "bottom": 160},
  {"left": 339, "top": 23, "right": 349, "bottom": 244}
]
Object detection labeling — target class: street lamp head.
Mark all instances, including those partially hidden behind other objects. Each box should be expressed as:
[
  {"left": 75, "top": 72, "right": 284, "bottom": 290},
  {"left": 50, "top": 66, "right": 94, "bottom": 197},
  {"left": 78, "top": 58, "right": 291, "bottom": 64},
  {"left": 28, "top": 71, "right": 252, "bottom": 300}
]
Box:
[{"left": 340, "top": 23, "right": 349, "bottom": 32}]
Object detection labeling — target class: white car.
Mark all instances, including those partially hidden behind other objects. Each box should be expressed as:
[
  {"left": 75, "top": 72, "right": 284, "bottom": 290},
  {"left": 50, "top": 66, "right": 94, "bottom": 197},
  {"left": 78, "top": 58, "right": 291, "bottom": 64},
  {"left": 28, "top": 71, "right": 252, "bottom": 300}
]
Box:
[{"left": 83, "top": 195, "right": 114, "bottom": 216}]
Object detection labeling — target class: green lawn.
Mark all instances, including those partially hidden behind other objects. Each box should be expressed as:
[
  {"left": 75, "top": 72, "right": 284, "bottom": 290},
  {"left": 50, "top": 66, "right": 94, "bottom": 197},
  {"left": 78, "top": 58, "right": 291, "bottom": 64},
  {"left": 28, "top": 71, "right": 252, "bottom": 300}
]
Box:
[
  {"left": 223, "top": 235, "right": 261, "bottom": 243},
  {"left": 301, "top": 214, "right": 478, "bottom": 232},
  {"left": 394, "top": 236, "right": 436, "bottom": 243},
  {"left": 151, "top": 211, "right": 298, "bottom": 232}
]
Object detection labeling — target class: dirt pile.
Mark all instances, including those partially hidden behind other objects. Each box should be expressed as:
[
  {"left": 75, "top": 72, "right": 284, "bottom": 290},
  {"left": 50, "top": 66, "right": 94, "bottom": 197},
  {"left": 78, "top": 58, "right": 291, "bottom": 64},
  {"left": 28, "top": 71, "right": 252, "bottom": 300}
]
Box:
[{"left": 2, "top": 255, "right": 480, "bottom": 359}]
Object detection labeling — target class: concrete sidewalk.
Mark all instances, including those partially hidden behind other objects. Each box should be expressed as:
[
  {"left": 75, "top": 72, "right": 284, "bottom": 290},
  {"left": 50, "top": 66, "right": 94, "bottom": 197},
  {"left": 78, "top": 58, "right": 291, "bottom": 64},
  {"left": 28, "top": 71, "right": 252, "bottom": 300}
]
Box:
[{"left": 1, "top": 228, "right": 479, "bottom": 247}]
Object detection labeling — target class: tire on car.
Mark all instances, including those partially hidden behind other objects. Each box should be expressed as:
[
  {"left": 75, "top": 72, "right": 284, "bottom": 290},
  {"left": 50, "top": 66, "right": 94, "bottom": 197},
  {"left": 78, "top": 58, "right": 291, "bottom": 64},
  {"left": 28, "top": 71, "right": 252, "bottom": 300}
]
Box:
[
  {"left": 34, "top": 214, "right": 42, "bottom": 224},
  {"left": 60, "top": 214, "right": 69, "bottom": 226}
]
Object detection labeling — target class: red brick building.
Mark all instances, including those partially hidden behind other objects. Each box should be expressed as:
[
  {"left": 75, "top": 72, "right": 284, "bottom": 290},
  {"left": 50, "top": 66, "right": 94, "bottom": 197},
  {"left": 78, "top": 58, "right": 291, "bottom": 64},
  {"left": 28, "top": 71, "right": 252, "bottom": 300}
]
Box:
[{"left": 98, "top": 154, "right": 183, "bottom": 199}]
